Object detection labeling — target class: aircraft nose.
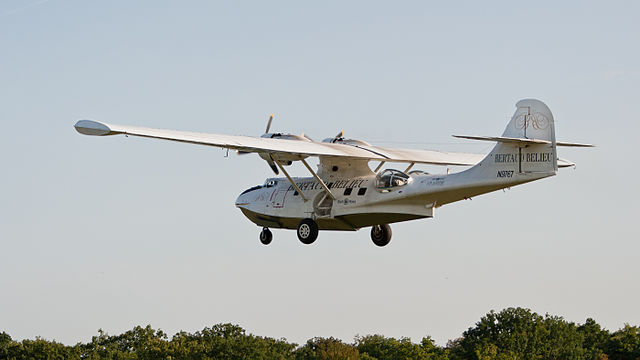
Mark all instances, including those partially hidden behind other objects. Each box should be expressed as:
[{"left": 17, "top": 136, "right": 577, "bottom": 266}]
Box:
[
  {"left": 235, "top": 193, "right": 247, "bottom": 208},
  {"left": 236, "top": 185, "right": 262, "bottom": 208}
]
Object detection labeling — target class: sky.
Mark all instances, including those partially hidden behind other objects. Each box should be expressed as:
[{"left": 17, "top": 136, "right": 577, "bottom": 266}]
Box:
[{"left": 1, "top": 0, "right": 638, "bottom": 346}]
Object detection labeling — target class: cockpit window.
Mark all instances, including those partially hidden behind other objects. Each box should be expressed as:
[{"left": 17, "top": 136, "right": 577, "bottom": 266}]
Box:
[
  {"left": 263, "top": 179, "right": 278, "bottom": 188},
  {"left": 376, "top": 169, "right": 410, "bottom": 191}
]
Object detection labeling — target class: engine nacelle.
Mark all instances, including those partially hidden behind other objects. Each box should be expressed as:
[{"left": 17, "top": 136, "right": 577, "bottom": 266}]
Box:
[
  {"left": 259, "top": 153, "right": 294, "bottom": 165},
  {"left": 321, "top": 137, "right": 371, "bottom": 146},
  {"left": 261, "top": 133, "right": 312, "bottom": 142}
]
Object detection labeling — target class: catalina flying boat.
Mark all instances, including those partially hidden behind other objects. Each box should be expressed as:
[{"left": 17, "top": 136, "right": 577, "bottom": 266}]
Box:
[{"left": 74, "top": 99, "right": 592, "bottom": 246}]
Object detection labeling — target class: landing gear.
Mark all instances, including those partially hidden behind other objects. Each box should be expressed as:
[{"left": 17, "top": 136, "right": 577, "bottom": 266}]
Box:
[
  {"left": 259, "top": 227, "right": 272, "bottom": 245},
  {"left": 371, "top": 224, "right": 392, "bottom": 247},
  {"left": 297, "top": 218, "right": 319, "bottom": 245}
]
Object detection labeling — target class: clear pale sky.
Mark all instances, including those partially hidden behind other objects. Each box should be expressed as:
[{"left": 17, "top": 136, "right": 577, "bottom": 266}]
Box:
[{"left": 1, "top": 0, "right": 638, "bottom": 346}]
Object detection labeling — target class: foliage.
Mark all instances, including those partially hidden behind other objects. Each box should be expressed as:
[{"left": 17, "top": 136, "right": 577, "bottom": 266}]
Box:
[
  {"left": 294, "top": 337, "right": 361, "bottom": 360},
  {"left": 355, "top": 334, "right": 448, "bottom": 360},
  {"left": 606, "top": 324, "right": 640, "bottom": 360},
  {"left": 578, "top": 318, "right": 610, "bottom": 360},
  {"left": 449, "top": 307, "right": 593, "bottom": 360},
  {"left": 1, "top": 309, "right": 639, "bottom": 360}
]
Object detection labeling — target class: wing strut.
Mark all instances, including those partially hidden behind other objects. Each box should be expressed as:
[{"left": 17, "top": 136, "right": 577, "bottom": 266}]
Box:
[
  {"left": 273, "top": 157, "right": 308, "bottom": 202},
  {"left": 404, "top": 162, "right": 415, "bottom": 173},
  {"left": 301, "top": 159, "right": 336, "bottom": 200}
]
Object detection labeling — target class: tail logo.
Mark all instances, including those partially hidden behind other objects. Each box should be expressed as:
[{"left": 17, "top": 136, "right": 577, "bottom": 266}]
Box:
[{"left": 514, "top": 112, "right": 550, "bottom": 131}]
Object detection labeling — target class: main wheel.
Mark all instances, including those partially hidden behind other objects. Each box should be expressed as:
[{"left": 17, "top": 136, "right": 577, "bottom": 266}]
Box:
[
  {"left": 297, "top": 218, "right": 319, "bottom": 245},
  {"left": 259, "top": 227, "right": 272, "bottom": 245},
  {"left": 371, "top": 224, "right": 392, "bottom": 247}
]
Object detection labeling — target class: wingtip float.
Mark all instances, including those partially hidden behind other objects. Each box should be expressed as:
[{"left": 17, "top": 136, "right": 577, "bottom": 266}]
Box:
[{"left": 74, "top": 120, "right": 114, "bottom": 136}]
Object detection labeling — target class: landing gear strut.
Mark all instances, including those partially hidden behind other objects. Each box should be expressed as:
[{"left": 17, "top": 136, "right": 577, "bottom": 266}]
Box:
[
  {"left": 259, "top": 227, "right": 272, "bottom": 245},
  {"left": 371, "top": 224, "right": 392, "bottom": 247},
  {"left": 297, "top": 218, "right": 319, "bottom": 245}
]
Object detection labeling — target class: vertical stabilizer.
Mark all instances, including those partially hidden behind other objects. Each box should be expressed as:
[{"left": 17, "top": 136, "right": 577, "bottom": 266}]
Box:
[
  {"left": 464, "top": 99, "right": 558, "bottom": 181},
  {"left": 502, "top": 99, "right": 557, "bottom": 173}
]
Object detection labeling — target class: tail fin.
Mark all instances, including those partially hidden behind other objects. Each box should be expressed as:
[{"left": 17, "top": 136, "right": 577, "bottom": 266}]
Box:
[
  {"left": 468, "top": 99, "right": 558, "bottom": 179},
  {"left": 502, "top": 98, "right": 557, "bottom": 173}
]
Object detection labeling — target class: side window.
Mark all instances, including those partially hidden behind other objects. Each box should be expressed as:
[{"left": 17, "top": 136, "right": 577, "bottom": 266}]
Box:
[
  {"left": 357, "top": 188, "right": 367, "bottom": 196},
  {"left": 343, "top": 188, "right": 352, "bottom": 196}
]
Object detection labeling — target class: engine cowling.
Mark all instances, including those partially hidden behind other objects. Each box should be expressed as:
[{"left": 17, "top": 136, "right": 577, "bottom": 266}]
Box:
[
  {"left": 321, "top": 137, "right": 371, "bottom": 146},
  {"left": 261, "top": 133, "right": 312, "bottom": 142}
]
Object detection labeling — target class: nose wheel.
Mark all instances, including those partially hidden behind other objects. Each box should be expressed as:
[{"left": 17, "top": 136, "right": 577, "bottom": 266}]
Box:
[
  {"left": 371, "top": 224, "right": 392, "bottom": 247},
  {"left": 259, "top": 227, "right": 272, "bottom": 245},
  {"left": 297, "top": 218, "right": 319, "bottom": 245}
]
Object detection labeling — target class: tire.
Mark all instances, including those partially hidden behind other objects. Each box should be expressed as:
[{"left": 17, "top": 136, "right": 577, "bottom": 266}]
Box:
[
  {"left": 371, "top": 224, "right": 392, "bottom": 247},
  {"left": 297, "top": 218, "right": 319, "bottom": 245},
  {"left": 259, "top": 228, "right": 272, "bottom": 245}
]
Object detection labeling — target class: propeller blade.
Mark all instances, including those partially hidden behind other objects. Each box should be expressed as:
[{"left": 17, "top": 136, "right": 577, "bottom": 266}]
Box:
[
  {"left": 265, "top": 114, "right": 274, "bottom": 134},
  {"left": 267, "top": 159, "right": 279, "bottom": 175}
]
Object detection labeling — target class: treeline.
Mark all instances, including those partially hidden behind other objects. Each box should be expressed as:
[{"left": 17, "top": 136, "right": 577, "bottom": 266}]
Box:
[{"left": 2, "top": 307, "right": 639, "bottom": 359}]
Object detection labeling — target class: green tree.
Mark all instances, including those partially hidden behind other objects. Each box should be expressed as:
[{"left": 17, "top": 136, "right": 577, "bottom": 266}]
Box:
[
  {"left": 76, "top": 323, "right": 296, "bottom": 359},
  {"left": 578, "top": 318, "right": 610, "bottom": 360},
  {"left": 180, "top": 323, "right": 296, "bottom": 359},
  {"left": 355, "top": 334, "right": 448, "bottom": 360},
  {"left": 0, "top": 332, "right": 11, "bottom": 359},
  {"left": 294, "top": 337, "right": 360, "bottom": 360},
  {"left": 5, "top": 312, "right": 640, "bottom": 360},
  {"left": 77, "top": 325, "right": 164, "bottom": 359},
  {"left": 2, "top": 337, "right": 82, "bottom": 360},
  {"left": 606, "top": 324, "right": 640, "bottom": 360},
  {"left": 449, "top": 307, "right": 584, "bottom": 360}
]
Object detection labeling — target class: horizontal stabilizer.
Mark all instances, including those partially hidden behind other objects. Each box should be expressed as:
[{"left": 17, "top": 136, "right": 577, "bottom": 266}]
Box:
[
  {"left": 555, "top": 141, "right": 595, "bottom": 147},
  {"left": 453, "top": 135, "right": 594, "bottom": 147},
  {"left": 557, "top": 158, "right": 575, "bottom": 168}
]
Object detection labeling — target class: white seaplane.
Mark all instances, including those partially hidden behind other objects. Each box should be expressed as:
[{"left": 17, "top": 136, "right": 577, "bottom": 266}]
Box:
[{"left": 75, "top": 99, "right": 592, "bottom": 246}]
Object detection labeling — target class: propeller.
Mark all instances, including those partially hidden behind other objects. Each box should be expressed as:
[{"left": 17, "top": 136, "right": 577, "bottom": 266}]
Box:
[
  {"left": 263, "top": 113, "right": 280, "bottom": 174},
  {"left": 266, "top": 159, "right": 279, "bottom": 175},
  {"left": 265, "top": 114, "right": 274, "bottom": 134},
  {"left": 237, "top": 114, "right": 275, "bottom": 155},
  {"left": 236, "top": 114, "right": 280, "bottom": 175}
]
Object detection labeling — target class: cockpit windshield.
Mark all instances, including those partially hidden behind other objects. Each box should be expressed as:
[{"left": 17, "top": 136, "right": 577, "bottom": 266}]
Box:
[
  {"left": 263, "top": 179, "right": 278, "bottom": 188},
  {"left": 376, "top": 169, "right": 410, "bottom": 190}
]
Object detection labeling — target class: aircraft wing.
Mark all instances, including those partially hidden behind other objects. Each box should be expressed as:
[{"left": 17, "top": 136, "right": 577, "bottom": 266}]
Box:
[{"left": 74, "top": 120, "right": 484, "bottom": 166}]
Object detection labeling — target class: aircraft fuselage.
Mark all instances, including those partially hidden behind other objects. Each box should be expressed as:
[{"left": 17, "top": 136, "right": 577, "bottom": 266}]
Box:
[{"left": 235, "top": 168, "right": 550, "bottom": 231}]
